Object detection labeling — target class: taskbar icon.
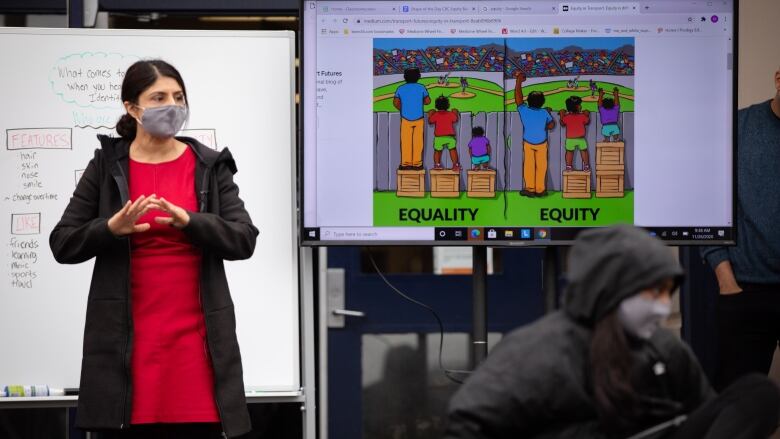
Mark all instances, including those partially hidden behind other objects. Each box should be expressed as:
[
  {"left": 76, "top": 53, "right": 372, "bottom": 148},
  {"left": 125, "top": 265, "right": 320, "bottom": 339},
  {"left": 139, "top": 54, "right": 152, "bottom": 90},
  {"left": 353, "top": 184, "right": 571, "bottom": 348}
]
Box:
[
  {"left": 483, "top": 228, "right": 535, "bottom": 241},
  {"left": 435, "top": 227, "right": 541, "bottom": 242},
  {"left": 303, "top": 228, "right": 320, "bottom": 240},
  {"left": 434, "top": 227, "right": 468, "bottom": 241}
]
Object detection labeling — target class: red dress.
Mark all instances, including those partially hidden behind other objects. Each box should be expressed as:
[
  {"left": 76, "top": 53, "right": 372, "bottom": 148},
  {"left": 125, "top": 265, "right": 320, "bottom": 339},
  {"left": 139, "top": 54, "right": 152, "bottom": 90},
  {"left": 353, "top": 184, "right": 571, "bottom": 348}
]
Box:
[{"left": 128, "top": 147, "right": 220, "bottom": 424}]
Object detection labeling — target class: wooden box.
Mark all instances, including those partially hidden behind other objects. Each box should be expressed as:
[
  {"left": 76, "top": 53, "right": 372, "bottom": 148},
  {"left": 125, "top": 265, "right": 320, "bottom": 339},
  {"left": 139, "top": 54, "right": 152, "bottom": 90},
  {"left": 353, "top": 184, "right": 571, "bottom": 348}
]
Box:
[
  {"left": 596, "top": 141, "right": 625, "bottom": 169},
  {"left": 596, "top": 170, "right": 625, "bottom": 197},
  {"left": 396, "top": 169, "right": 425, "bottom": 197},
  {"left": 430, "top": 169, "right": 460, "bottom": 197},
  {"left": 562, "top": 170, "right": 592, "bottom": 199},
  {"left": 467, "top": 170, "right": 496, "bottom": 198}
]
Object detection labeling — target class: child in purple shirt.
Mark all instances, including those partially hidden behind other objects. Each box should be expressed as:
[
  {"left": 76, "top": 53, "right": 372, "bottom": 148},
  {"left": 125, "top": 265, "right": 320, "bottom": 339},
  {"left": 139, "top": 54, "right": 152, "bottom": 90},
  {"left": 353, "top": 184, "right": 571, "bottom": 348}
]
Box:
[
  {"left": 468, "top": 126, "right": 491, "bottom": 170},
  {"left": 598, "top": 87, "right": 622, "bottom": 142}
]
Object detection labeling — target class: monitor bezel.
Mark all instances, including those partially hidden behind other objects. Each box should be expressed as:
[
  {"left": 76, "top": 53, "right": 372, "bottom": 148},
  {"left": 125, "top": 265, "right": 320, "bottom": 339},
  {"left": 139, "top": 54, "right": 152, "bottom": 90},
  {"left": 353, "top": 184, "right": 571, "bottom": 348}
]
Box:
[{"left": 297, "top": 0, "right": 739, "bottom": 247}]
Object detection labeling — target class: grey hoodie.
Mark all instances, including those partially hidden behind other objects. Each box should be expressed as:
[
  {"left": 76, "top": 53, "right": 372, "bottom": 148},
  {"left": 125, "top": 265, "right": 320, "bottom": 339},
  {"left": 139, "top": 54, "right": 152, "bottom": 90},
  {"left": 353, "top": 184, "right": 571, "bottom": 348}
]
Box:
[
  {"left": 564, "top": 225, "right": 684, "bottom": 325},
  {"left": 445, "top": 226, "right": 713, "bottom": 439}
]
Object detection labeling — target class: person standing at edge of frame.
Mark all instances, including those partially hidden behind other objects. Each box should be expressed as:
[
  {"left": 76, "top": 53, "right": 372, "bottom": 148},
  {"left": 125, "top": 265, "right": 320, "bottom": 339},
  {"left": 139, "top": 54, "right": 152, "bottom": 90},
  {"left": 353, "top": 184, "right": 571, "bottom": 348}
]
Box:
[
  {"left": 701, "top": 66, "right": 780, "bottom": 391},
  {"left": 50, "top": 59, "right": 259, "bottom": 439}
]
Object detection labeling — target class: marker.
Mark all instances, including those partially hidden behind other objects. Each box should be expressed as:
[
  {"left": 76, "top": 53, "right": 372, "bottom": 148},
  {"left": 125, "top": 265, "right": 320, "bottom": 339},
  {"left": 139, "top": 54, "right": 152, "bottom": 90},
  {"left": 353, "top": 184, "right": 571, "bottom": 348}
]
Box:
[{"left": 2, "top": 385, "right": 66, "bottom": 397}]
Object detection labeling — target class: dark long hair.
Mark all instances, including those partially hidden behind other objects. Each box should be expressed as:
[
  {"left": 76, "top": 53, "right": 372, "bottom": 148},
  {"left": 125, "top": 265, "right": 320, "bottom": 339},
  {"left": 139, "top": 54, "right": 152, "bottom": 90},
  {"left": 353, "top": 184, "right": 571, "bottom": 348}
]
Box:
[
  {"left": 116, "top": 60, "right": 188, "bottom": 139},
  {"left": 590, "top": 310, "right": 639, "bottom": 432}
]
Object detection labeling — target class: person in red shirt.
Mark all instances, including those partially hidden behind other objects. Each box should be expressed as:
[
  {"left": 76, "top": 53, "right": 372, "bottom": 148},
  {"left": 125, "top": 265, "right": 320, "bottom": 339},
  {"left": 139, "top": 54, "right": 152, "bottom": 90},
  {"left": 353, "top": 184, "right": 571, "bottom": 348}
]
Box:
[
  {"left": 428, "top": 95, "right": 462, "bottom": 171},
  {"left": 559, "top": 95, "right": 591, "bottom": 172},
  {"left": 51, "top": 59, "right": 258, "bottom": 439}
]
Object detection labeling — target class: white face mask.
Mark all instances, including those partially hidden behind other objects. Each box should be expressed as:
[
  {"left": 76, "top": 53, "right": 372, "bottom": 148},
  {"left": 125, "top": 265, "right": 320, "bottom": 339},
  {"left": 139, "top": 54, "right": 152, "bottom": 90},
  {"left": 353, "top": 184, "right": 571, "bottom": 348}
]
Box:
[
  {"left": 133, "top": 104, "right": 188, "bottom": 138},
  {"left": 617, "top": 293, "right": 672, "bottom": 340}
]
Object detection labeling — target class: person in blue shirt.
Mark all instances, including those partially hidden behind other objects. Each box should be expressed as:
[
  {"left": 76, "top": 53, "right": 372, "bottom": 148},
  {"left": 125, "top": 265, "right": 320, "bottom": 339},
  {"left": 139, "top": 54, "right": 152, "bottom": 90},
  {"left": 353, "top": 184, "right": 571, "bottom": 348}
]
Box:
[
  {"left": 393, "top": 67, "right": 431, "bottom": 170},
  {"left": 514, "top": 70, "right": 555, "bottom": 197},
  {"left": 700, "top": 66, "right": 780, "bottom": 390}
]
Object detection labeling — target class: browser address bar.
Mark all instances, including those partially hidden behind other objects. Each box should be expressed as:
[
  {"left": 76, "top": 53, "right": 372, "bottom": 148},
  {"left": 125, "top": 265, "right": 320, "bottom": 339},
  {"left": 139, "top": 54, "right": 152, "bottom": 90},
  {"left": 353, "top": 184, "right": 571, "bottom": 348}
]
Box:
[{"left": 559, "top": 2, "right": 640, "bottom": 15}]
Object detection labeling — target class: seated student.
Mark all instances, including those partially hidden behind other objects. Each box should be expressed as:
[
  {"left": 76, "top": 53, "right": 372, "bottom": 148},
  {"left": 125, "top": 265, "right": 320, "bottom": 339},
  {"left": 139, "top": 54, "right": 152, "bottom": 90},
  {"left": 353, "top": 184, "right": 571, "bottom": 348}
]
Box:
[{"left": 445, "top": 225, "right": 780, "bottom": 439}]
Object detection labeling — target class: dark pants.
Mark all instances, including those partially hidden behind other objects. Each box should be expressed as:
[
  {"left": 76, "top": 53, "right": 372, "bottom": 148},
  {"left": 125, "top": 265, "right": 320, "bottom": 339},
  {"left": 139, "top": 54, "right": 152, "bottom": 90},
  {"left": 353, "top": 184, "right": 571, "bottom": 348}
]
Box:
[
  {"left": 97, "top": 423, "right": 223, "bottom": 439},
  {"left": 716, "top": 284, "right": 780, "bottom": 390},
  {"left": 664, "top": 374, "right": 780, "bottom": 439}
]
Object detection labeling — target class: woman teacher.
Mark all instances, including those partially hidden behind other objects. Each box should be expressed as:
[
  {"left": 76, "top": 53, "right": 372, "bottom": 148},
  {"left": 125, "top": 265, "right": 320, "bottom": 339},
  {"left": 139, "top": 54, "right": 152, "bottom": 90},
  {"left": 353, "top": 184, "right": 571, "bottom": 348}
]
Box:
[{"left": 50, "top": 59, "right": 258, "bottom": 439}]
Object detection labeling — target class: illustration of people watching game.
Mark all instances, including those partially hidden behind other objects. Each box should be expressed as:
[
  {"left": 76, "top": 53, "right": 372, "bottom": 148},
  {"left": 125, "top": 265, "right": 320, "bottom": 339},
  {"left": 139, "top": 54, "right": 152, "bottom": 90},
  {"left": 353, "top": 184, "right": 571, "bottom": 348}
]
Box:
[
  {"left": 559, "top": 96, "right": 591, "bottom": 172},
  {"left": 598, "top": 87, "right": 622, "bottom": 142},
  {"left": 514, "top": 69, "right": 555, "bottom": 198},
  {"left": 393, "top": 67, "right": 431, "bottom": 170},
  {"left": 427, "top": 95, "right": 462, "bottom": 172}
]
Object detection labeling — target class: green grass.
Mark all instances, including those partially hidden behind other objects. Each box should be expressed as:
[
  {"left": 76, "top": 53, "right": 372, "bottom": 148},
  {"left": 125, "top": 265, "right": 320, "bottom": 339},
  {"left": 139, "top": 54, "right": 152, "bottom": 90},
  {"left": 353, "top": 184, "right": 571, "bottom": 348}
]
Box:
[
  {"left": 373, "top": 77, "right": 503, "bottom": 96},
  {"left": 515, "top": 80, "right": 572, "bottom": 93},
  {"left": 374, "top": 78, "right": 635, "bottom": 113},
  {"left": 504, "top": 81, "right": 635, "bottom": 112},
  {"left": 373, "top": 190, "right": 634, "bottom": 226},
  {"left": 374, "top": 77, "right": 504, "bottom": 113}
]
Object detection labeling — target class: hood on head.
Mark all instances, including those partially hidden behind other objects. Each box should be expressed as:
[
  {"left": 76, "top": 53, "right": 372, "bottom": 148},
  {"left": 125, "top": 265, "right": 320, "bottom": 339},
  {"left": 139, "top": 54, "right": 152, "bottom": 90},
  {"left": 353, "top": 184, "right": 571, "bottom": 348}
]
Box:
[{"left": 563, "top": 225, "right": 683, "bottom": 325}]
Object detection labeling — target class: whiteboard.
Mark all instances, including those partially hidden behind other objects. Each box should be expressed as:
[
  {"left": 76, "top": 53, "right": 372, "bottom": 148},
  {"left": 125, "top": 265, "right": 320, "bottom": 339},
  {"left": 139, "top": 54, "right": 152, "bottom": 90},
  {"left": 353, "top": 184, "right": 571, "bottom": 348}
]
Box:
[{"left": 0, "top": 28, "right": 299, "bottom": 393}]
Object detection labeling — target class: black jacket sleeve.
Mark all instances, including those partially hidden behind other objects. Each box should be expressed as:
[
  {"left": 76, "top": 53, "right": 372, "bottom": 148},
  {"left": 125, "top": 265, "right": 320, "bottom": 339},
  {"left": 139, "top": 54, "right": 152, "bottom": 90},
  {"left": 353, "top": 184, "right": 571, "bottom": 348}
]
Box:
[
  {"left": 446, "top": 328, "right": 560, "bottom": 439},
  {"left": 446, "top": 316, "right": 610, "bottom": 439},
  {"left": 183, "top": 162, "right": 258, "bottom": 260},
  {"left": 446, "top": 372, "right": 523, "bottom": 439},
  {"left": 676, "top": 337, "right": 716, "bottom": 411},
  {"left": 49, "top": 151, "right": 119, "bottom": 264},
  {"left": 643, "top": 330, "right": 716, "bottom": 417}
]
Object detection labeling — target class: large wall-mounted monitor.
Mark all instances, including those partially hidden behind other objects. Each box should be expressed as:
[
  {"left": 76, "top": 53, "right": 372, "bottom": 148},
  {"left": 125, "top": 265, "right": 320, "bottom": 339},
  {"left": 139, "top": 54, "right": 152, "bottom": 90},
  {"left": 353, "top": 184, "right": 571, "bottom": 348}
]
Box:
[{"left": 301, "top": 0, "right": 736, "bottom": 245}]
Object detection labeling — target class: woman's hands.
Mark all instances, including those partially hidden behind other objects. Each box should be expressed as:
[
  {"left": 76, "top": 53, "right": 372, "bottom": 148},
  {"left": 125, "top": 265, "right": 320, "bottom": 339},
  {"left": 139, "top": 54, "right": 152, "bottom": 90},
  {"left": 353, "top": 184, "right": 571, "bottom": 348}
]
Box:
[
  {"left": 107, "top": 194, "right": 190, "bottom": 236},
  {"left": 107, "top": 194, "right": 156, "bottom": 236},
  {"left": 149, "top": 197, "right": 191, "bottom": 229}
]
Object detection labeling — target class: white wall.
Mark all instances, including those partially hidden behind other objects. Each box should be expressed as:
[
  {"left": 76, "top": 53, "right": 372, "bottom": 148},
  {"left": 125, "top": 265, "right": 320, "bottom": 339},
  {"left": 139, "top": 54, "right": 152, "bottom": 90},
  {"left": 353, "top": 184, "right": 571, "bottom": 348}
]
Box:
[{"left": 738, "top": 0, "right": 780, "bottom": 108}]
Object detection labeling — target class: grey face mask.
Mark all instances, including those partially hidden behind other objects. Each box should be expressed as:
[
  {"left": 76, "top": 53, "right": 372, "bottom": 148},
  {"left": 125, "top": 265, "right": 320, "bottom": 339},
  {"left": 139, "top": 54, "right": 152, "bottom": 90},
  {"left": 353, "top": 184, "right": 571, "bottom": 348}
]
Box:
[
  {"left": 617, "top": 293, "right": 672, "bottom": 340},
  {"left": 135, "top": 105, "right": 187, "bottom": 138}
]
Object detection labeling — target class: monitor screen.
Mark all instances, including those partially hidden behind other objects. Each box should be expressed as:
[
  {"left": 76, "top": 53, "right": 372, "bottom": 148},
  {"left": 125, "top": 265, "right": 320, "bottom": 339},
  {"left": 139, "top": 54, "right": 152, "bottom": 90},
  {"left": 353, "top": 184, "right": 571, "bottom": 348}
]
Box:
[{"left": 301, "top": 0, "right": 736, "bottom": 245}]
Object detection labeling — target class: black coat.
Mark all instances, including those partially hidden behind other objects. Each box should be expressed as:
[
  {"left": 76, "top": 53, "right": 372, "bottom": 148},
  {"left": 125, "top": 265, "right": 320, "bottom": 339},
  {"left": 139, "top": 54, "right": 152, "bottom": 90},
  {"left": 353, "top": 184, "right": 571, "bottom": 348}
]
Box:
[
  {"left": 50, "top": 135, "right": 259, "bottom": 438},
  {"left": 445, "top": 226, "right": 715, "bottom": 439}
]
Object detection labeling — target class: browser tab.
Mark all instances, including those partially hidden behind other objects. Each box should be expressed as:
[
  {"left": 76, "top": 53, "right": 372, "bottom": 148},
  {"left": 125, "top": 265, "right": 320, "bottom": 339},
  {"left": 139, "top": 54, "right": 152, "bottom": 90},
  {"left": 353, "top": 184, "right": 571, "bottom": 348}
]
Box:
[{"left": 559, "top": 2, "right": 640, "bottom": 15}]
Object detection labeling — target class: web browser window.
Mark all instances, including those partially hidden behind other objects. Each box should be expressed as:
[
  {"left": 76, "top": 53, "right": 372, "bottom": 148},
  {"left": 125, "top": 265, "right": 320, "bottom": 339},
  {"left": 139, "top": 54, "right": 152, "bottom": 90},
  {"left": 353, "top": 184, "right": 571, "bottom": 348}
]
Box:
[{"left": 302, "top": 0, "right": 735, "bottom": 245}]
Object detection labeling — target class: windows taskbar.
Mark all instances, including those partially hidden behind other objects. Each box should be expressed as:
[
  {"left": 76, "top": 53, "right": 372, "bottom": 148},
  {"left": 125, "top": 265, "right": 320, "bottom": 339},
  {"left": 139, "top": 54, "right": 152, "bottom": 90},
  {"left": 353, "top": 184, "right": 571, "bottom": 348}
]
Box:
[{"left": 301, "top": 226, "right": 734, "bottom": 244}]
